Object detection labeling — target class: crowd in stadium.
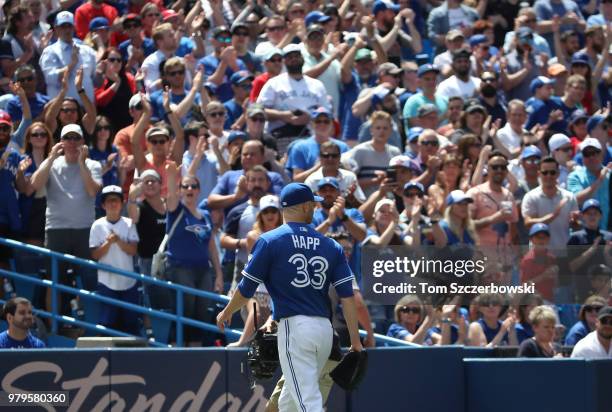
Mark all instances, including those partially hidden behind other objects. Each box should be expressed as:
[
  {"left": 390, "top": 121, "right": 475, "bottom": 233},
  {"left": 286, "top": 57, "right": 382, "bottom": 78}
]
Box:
[{"left": 0, "top": 0, "right": 610, "bottom": 357}]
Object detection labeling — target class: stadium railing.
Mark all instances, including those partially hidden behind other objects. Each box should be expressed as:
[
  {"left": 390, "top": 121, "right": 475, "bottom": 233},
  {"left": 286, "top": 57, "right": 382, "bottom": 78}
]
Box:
[{"left": 0, "top": 237, "right": 415, "bottom": 348}]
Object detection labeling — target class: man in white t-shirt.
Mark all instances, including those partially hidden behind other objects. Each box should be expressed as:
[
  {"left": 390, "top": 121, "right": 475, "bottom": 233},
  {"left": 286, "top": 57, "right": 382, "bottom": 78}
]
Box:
[
  {"left": 495, "top": 100, "right": 528, "bottom": 159},
  {"left": 257, "top": 43, "right": 330, "bottom": 155},
  {"left": 89, "top": 185, "right": 140, "bottom": 334},
  {"left": 571, "top": 306, "right": 612, "bottom": 359},
  {"left": 436, "top": 48, "right": 481, "bottom": 101}
]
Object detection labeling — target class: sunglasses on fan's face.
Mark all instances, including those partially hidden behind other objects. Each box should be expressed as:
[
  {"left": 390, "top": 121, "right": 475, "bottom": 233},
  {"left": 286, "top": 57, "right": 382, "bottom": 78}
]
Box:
[
  {"left": 399, "top": 306, "right": 420, "bottom": 314},
  {"left": 180, "top": 183, "right": 199, "bottom": 190},
  {"left": 320, "top": 152, "right": 340, "bottom": 159}
]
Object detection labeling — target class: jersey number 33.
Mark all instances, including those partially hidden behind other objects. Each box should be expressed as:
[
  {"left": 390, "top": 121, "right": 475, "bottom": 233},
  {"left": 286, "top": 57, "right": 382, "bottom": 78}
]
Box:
[{"left": 289, "top": 253, "right": 328, "bottom": 290}]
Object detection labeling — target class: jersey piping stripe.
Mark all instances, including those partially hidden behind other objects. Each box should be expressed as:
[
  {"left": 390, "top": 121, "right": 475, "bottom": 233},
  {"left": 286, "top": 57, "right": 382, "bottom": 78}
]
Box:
[
  {"left": 332, "top": 275, "right": 354, "bottom": 287},
  {"left": 285, "top": 319, "right": 307, "bottom": 412},
  {"left": 241, "top": 270, "right": 263, "bottom": 284}
]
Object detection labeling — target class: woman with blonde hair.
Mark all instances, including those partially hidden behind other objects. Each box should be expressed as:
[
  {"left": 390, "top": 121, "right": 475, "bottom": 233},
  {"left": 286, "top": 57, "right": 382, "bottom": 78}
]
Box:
[
  {"left": 432, "top": 190, "right": 478, "bottom": 247},
  {"left": 427, "top": 154, "right": 471, "bottom": 216},
  {"left": 387, "top": 295, "right": 436, "bottom": 344},
  {"left": 518, "top": 305, "right": 560, "bottom": 358},
  {"left": 228, "top": 195, "right": 282, "bottom": 347}
]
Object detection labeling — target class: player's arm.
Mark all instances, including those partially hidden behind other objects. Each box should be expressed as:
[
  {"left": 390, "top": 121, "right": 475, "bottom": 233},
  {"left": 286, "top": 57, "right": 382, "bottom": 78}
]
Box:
[
  {"left": 340, "top": 296, "right": 363, "bottom": 352},
  {"left": 216, "top": 289, "right": 250, "bottom": 331}
]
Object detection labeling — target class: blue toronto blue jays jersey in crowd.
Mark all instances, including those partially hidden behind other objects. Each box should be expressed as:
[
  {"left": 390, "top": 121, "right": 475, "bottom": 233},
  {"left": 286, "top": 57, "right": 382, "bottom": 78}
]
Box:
[{"left": 238, "top": 222, "right": 354, "bottom": 320}]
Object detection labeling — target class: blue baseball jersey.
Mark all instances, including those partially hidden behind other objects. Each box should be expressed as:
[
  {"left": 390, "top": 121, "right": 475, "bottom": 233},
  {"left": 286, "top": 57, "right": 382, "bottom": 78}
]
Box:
[{"left": 238, "top": 222, "right": 354, "bottom": 320}]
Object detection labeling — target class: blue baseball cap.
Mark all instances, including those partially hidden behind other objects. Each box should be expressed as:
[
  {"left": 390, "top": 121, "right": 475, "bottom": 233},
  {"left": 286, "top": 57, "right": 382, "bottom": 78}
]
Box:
[
  {"left": 586, "top": 114, "right": 606, "bottom": 134},
  {"left": 305, "top": 11, "right": 331, "bottom": 27},
  {"left": 90, "top": 17, "right": 109, "bottom": 31},
  {"left": 521, "top": 145, "right": 542, "bottom": 160},
  {"left": 372, "top": 0, "right": 400, "bottom": 15},
  {"left": 446, "top": 190, "right": 473, "bottom": 206},
  {"left": 100, "top": 185, "right": 123, "bottom": 201},
  {"left": 371, "top": 86, "right": 391, "bottom": 107},
  {"left": 281, "top": 183, "right": 323, "bottom": 207},
  {"left": 530, "top": 76, "right": 555, "bottom": 93},
  {"left": 407, "top": 127, "right": 424, "bottom": 142},
  {"left": 311, "top": 106, "right": 333, "bottom": 119},
  {"left": 227, "top": 130, "right": 247, "bottom": 144},
  {"left": 569, "top": 109, "right": 589, "bottom": 125},
  {"left": 203, "top": 81, "right": 217, "bottom": 95},
  {"left": 469, "top": 34, "right": 487, "bottom": 48},
  {"left": 581, "top": 198, "right": 602, "bottom": 213},
  {"left": 417, "top": 64, "right": 439, "bottom": 77},
  {"left": 317, "top": 177, "right": 340, "bottom": 190},
  {"left": 528, "top": 223, "right": 550, "bottom": 237},
  {"left": 403, "top": 181, "right": 424, "bottom": 194},
  {"left": 230, "top": 70, "right": 254, "bottom": 85},
  {"left": 571, "top": 52, "right": 590, "bottom": 67},
  {"left": 517, "top": 27, "right": 534, "bottom": 45}
]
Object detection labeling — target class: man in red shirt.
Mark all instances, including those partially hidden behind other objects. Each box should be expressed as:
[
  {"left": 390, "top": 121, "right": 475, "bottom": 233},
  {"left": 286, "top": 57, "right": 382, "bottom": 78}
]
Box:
[
  {"left": 520, "top": 223, "right": 558, "bottom": 302},
  {"left": 74, "top": 0, "right": 119, "bottom": 40},
  {"left": 250, "top": 48, "right": 283, "bottom": 102}
]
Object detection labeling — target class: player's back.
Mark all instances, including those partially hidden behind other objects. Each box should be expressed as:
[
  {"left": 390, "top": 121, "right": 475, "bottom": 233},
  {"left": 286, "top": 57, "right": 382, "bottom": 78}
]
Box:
[{"left": 254, "top": 221, "right": 352, "bottom": 320}]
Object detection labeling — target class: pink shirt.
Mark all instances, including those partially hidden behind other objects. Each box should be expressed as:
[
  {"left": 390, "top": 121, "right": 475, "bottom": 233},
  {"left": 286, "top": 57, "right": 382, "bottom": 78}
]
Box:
[{"left": 467, "top": 183, "right": 518, "bottom": 247}]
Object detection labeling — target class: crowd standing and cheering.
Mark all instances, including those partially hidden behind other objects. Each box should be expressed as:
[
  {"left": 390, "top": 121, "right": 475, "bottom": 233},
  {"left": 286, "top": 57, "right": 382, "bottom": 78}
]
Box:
[{"left": 0, "top": 0, "right": 610, "bottom": 357}]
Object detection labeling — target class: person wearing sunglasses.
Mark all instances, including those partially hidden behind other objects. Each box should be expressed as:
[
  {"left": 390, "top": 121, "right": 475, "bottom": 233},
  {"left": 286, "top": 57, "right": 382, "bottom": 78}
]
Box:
[
  {"left": 223, "top": 71, "right": 254, "bottom": 129},
  {"left": 567, "top": 109, "right": 589, "bottom": 153},
  {"left": 119, "top": 14, "right": 156, "bottom": 70},
  {"left": 573, "top": 115, "right": 612, "bottom": 166},
  {"left": 387, "top": 295, "right": 436, "bottom": 344},
  {"left": 254, "top": 15, "right": 291, "bottom": 59},
  {"left": 229, "top": 21, "right": 262, "bottom": 75},
  {"left": 6, "top": 65, "right": 48, "bottom": 125},
  {"left": 141, "top": 23, "right": 179, "bottom": 92},
  {"left": 94, "top": 47, "right": 137, "bottom": 131},
  {"left": 250, "top": 49, "right": 283, "bottom": 103},
  {"left": 548, "top": 133, "right": 573, "bottom": 188},
  {"left": 286, "top": 106, "right": 348, "bottom": 182},
  {"left": 165, "top": 163, "right": 223, "bottom": 345},
  {"left": 523, "top": 156, "right": 579, "bottom": 252},
  {"left": 88, "top": 115, "right": 121, "bottom": 218},
  {"left": 304, "top": 140, "right": 366, "bottom": 206},
  {"left": 200, "top": 26, "right": 248, "bottom": 103},
  {"left": 570, "top": 301, "right": 612, "bottom": 357},
  {"left": 519, "top": 223, "right": 559, "bottom": 302},
  {"left": 567, "top": 137, "right": 611, "bottom": 230},
  {"left": 566, "top": 295, "right": 608, "bottom": 345}
]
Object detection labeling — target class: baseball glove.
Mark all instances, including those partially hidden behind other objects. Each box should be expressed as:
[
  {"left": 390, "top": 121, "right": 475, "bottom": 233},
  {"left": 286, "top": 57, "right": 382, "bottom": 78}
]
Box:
[
  {"left": 329, "top": 350, "right": 368, "bottom": 391},
  {"left": 247, "top": 329, "right": 279, "bottom": 380}
]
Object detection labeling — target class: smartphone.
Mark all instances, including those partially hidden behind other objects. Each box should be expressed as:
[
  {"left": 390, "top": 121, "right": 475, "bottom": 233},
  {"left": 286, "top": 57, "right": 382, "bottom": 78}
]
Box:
[{"left": 386, "top": 167, "right": 396, "bottom": 182}]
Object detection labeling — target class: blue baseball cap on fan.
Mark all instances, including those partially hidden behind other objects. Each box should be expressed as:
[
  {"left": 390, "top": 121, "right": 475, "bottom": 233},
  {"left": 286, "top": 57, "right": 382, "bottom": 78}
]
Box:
[
  {"left": 528, "top": 223, "right": 550, "bottom": 237},
  {"left": 521, "top": 145, "right": 542, "bottom": 159},
  {"left": 581, "top": 198, "right": 602, "bottom": 213},
  {"left": 446, "top": 190, "right": 473, "bottom": 206},
  {"left": 372, "top": 0, "right": 400, "bottom": 15},
  {"left": 317, "top": 177, "right": 340, "bottom": 190},
  {"left": 280, "top": 183, "right": 323, "bottom": 207},
  {"left": 305, "top": 11, "right": 331, "bottom": 27}
]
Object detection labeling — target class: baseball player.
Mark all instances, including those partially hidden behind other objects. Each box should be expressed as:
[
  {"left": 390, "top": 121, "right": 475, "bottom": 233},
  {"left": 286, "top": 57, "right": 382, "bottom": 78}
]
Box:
[{"left": 217, "top": 183, "right": 363, "bottom": 412}]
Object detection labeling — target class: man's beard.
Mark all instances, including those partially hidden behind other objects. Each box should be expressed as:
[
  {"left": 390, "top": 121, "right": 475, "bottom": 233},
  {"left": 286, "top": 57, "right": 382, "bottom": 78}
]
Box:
[
  {"left": 321, "top": 199, "right": 334, "bottom": 210},
  {"left": 593, "top": 42, "right": 603, "bottom": 54},
  {"left": 250, "top": 187, "right": 266, "bottom": 198},
  {"left": 286, "top": 62, "right": 303, "bottom": 75}
]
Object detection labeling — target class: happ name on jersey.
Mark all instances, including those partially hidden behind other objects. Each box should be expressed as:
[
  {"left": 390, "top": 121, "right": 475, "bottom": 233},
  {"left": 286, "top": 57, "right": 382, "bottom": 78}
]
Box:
[{"left": 291, "top": 235, "right": 320, "bottom": 250}]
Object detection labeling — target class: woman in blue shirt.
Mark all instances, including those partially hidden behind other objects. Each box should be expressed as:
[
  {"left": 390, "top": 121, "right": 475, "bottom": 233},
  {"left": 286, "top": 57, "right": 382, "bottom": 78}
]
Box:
[
  {"left": 515, "top": 293, "right": 544, "bottom": 344},
  {"left": 468, "top": 293, "right": 518, "bottom": 347},
  {"left": 89, "top": 116, "right": 120, "bottom": 217},
  {"left": 165, "top": 163, "right": 223, "bottom": 344},
  {"left": 565, "top": 295, "right": 606, "bottom": 346},
  {"left": 387, "top": 295, "right": 435, "bottom": 345}
]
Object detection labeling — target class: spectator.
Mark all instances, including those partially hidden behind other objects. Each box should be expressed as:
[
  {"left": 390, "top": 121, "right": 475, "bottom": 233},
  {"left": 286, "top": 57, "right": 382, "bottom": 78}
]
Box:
[
  {"left": 520, "top": 223, "right": 559, "bottom": 302},
  {"left": 502, "top": 27, "right": 542, "bottom": 102},
  {"left": 387, "top": 295, "right": 435, "bottom": 344},
  {"left": 344, "top": 111, "right": 401, "bottom": 197},
  {"left": 254, "top": 15, "right": 292, "bottom": 59},
  {"left": 437, "top": 97, "right": 464, "bottom": 138},
  {"left": 428, "top": 155, "right": 471, "bottom": 216},
  {"left": 549, "top": 26, "right": 581, "bottom": 69},
  {"left": 250, "top": 48, "right": 283, "bottom": 103},
  {"left": 495, "top": 100, "right": 528, "bottom": 158},
  {"left": 74, "top": 0, "right": 119, "bottom": 41},
  {"left": 141, "top": 23, "right": 178, "bottom": 92},
  {"left": 523, "top": 156, "right": 579, "bottom": 250},
  {"left": 432, "top": 190, "right": 477, "bottom": 247},
  {"left": 403, "top": 64, "right": 446, "bottom": 129},
  {"left": 182, "top": 124, "right": 222, "bottom": 204},
  {"left": 517, "top": 305, "right": 560, "bottom": 357},
  {"left": 304, "top": 141, "right": 366, "bottom": 206},
  {"left": 229, "top": 22, "right": 262, "bottom": 75},
  {"left": 436, "top": 48, "right": 482, "bottom": 101},
  {"left": 574, "top": 115, "right": 612, "bottom": 165},
  {"left": 525, "top": 75, "right": 561, "bottom": 131},
  {"left": 515, "top": 294, "right": 545, "bottom": 344},
  {"left": 356, "top": 85, "right": 404, "bottom": 149},
  {"left": 88, "top": 115, "right": 120, "bottom": 217},
  {"left": 587, "top": 2, "right": 612, "bottom": 27},
  {"left": 433, "top": 30, "right": 466, "bottom": 78},
  {"left": 207, "top": 140, "right": 284, "bottom": 213},
  {"left": 221, "top": 165, "right": 272, "bottom": 291},
  {"left": 165, "top": 162, "right": 223, "bottom": 345},
  {"left": 571, "top": 305, "right": 612, "bottom": 358},
  {"left": 30, "top": 124, "right": 102, "bottom": 313},
  {"left": 399, "top": 182, "right": 432, "bottom": 243},
  {"left": 477, "top": 71, "right": 507, "bottom": 126},
  {"left": 534, "top": 0, "right": 586, "bottom": 53},
  {"left": 468, "top": 293, "right": 518, "bottom": 347},
  {"left": 89, "top": 185, "right": 139, "bottom": 334},
  {"left": 130, "top": 92, "right": 184, "bottom": 197},
  {"left": 161, "top": 9, "right": 204, "bottom": 59},
  {"left": 585, "top": 265, "right": 612, "bottom": 304},
  {"left": 569, "top": 296, "right": 607, "bottom": 346},
  {"left": 286, "top": 106, "right": 349, "bottom": 182},
  {"left": 40, "top": 11, "right": 97, "bottom": 104},
  {"left": 373, "top": 4, "right": 422, "bottom": 66},
  {"left": 6, "top": 65, "right": 49, "bottom": 124},
  {"left": 84, "top": 17, "right": 111, "bottom": 60},
  {"left": 548, "top": 133, "right": 574, "bottom": 188},
  {"left": 0, "top": 297, "right": 45, "bottom": 348},
  {"left": 363, "top": 198, "right": 418, "bottom": 246},
  {"left": 4, "top": 6, "right": 43, "bottom": 74},
  {"left": 94, "top": 47, "right": 137, "bottom": 131},
  {"left": 257, "top": 43, "right": 329, "bottom": 155},
  {"left": 224, "top": 70, "right": 253, "bottom": 129},
  {"left": 550, "top": 74, "right": 587, "bottom": 133},
  {"left": 43, "top": 68, "right": 97, "bottom": 141},
  {"left": 427, "top": 0, "right": 479, "bottom": 55},
  {"left": 568, "top": 138, "right": 611, "bottom": 229},
  {"left": 139, "top": 4, "right": 162, "bottom": 39},
  {"left": 17, "top": 122, "right": 52, "bottom": 247},
  {"left": 119, "top": 14, "right": 156, "bottom": 69}
]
